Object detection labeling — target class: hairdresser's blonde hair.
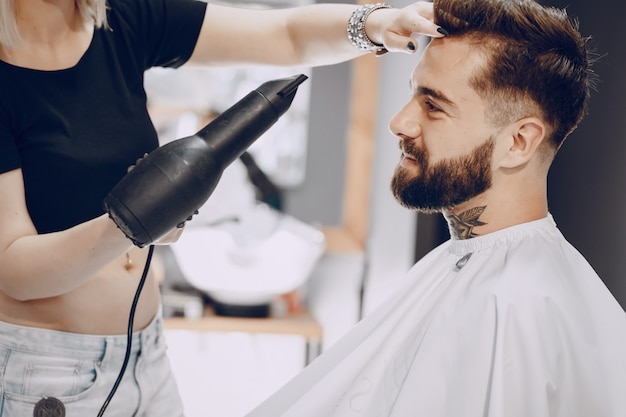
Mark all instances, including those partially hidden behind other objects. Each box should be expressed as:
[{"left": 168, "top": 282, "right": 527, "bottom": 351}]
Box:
[{"left": 0, "top": 0, "right": 109, "bottom": 48}]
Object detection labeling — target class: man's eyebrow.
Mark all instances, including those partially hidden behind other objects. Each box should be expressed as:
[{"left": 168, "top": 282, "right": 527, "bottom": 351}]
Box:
[{"left": 411, "top": 82, "right": 456, "bottom": 108}]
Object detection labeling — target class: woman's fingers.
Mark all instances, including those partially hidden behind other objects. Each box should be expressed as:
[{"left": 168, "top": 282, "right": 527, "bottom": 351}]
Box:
[{"left": 367, "top": 2, "right": 448, "bottom": 54}]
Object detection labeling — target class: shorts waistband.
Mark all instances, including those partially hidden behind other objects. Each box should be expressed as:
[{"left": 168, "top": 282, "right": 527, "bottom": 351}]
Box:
[{"left": 0, "top": 309, "right": 163, "bottom": 360}]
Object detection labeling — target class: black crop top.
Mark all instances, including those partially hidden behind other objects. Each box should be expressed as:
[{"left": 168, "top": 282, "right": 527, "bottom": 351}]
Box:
[{"left": 0, "top": 0, "right": 206, "bottom": 234}]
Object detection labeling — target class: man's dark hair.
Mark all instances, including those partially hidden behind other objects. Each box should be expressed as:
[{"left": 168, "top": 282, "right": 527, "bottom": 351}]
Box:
[{"left": 434, "top": 0, "right": 595, "bottom": 150}]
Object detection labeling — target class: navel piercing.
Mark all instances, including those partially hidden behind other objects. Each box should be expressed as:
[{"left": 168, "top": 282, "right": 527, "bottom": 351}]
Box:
[{"left": 124, "top": 252, "right": 133, "bottom": 271}]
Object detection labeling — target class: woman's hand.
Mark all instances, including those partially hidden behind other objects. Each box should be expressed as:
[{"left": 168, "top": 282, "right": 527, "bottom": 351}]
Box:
[
  {"left": 152, "top": 225, "right": 184, "bottom": 245},
  {"left": 365, "top": 2, "right": 447, "bottom": 54}
]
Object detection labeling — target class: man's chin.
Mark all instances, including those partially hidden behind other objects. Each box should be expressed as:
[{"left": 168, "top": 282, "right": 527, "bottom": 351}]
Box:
[
  {"left": 391, "top": 182, "right": 469, "bottom": 214},
  {"left": 392, "top": 165, "right": 420, "bottom": 185},
  {"left": 391, "top": 186, "right": 442, "bottom": 214},
  {"left": 397, "top": 198, "right": 445, "bottom": 214}
]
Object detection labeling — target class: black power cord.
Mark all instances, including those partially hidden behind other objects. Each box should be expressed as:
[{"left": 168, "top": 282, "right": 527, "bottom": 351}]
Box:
[
  {"left": 238, "top": 151, "right": 283, "bottom": 212},
  {"left": 97, "top": 244, "right": 155, "bottom": 417}
]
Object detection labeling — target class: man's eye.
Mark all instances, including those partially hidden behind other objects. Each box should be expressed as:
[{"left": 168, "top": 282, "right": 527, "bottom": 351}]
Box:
[{"left": 424, "top": 100, "right": 441, "bottom": 112}]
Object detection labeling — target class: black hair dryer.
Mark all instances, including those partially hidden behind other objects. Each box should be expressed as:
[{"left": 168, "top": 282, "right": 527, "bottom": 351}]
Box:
[{"left": 103, "top": 74, "right": 308, "bottom": 247}]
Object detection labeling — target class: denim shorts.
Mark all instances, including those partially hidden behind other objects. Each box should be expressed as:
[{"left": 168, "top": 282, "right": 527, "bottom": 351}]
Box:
[{"left": 0, "top": 310, "right": 184, "bottom": 417}]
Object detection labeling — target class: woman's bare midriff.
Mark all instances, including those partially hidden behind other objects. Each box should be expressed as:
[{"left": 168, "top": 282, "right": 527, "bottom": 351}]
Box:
[{"left": 0, "top": 247, "right": 161, "bottom": 335}]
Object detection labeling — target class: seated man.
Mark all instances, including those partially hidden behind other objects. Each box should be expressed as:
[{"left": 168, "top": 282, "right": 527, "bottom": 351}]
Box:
[{"left": 245, "top": 0, "right": 626, "bottom": 416}]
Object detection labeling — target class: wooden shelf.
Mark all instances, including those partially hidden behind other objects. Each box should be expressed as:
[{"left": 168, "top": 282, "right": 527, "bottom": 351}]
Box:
[{"left": 164, "top": 306, "right": 323, "bottom": 341}]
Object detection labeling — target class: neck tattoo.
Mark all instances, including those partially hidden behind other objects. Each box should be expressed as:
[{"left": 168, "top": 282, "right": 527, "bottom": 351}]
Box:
[{"left": 447, "top": 206, "right": 487, "bottom": 240}]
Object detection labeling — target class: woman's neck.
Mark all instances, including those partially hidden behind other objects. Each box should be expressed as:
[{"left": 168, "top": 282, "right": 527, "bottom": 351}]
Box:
[
  {"left": 2, "top": 0, "right": 92, "bottom": 70},
  {"left": 15, "top": 0, "right": 83, "bottom": 45}
]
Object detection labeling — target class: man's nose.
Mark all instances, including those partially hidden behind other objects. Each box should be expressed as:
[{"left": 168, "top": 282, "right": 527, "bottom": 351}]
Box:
[{"left": 389, "top": 103, "right": 421, "bottom": 140}]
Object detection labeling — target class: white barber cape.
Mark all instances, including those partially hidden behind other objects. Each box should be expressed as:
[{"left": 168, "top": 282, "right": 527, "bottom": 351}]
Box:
[{"left": 246, "top": 215, "right": 626, "bottom": 417}]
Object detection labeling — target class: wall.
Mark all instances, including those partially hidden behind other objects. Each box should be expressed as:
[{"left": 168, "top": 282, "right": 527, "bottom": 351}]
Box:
[
  {"left": 546, "top": 0, "right": 626, "bottom": 307},
  {"left": 282, "top": 62, "right": 351, "bottom": 227}
]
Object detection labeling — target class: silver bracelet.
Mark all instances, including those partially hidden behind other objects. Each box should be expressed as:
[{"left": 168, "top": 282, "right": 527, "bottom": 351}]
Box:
[{"left": 347, "top": 3, "right": 392, "bottom": 55}]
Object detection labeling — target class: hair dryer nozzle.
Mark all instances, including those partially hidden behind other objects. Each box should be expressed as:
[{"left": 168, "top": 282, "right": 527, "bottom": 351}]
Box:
[{"left": 257, "top": 74, "right": 308, "bottom": 117}]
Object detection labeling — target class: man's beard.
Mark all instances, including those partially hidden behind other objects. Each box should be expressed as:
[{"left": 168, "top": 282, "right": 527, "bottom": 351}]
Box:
[{"left": 390, "top": 137, "right": 495, "bottom": 213}]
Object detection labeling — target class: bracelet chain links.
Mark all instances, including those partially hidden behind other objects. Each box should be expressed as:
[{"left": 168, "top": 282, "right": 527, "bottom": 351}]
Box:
[{"left": 347, "top": 3, "right": 392, "bottom": 55}]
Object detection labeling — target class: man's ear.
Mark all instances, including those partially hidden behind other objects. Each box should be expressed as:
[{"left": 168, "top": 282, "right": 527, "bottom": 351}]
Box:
[{"left": 499, "top": 117, "right": 546, "bottom": 169}]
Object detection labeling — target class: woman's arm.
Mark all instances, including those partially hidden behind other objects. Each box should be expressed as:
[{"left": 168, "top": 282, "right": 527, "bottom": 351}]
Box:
[
  {"left": 0, "top": 168, "right": 133, "bottom": 301},
  {"left": 188, "top": 2, "right": 443, "bottom": 67}
]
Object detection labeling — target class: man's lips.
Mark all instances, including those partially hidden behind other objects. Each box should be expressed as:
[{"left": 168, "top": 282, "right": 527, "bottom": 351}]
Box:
[
  {"left": 400, "top": 153, "right": 418, "bottom": 167},
  {"left": 398, "top": 140, "right": 421, "bottom": 167}
]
